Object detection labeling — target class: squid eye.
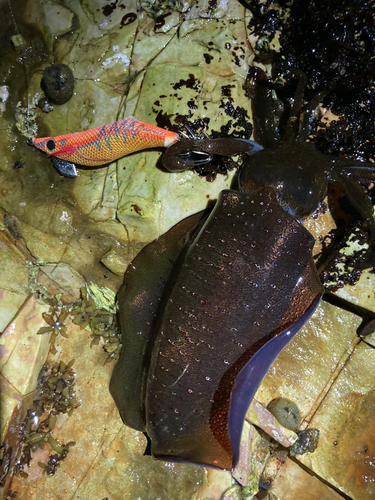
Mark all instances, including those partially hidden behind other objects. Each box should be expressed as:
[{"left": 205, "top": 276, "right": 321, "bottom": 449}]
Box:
[{"left": 46, "top": 139, "right": 55, "bottom": 151}]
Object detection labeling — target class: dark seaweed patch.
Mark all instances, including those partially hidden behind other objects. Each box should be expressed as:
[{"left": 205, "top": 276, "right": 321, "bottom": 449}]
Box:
[
  {"left": 172, "top": 74, "right": 201, "bottom": 91},
  {"left": 131, "top": 204, "right": 143, "bottom": 216},
  {"left": 102, "top": 0, "right": 119, "bottom": 17},
  {"left": 221, "top": 85, "right": 235, "bottom": 97},
  {"left": 187, "top": 98, "right": 197, "bottom": 110},
  {"left": 218, "top": 100, "right": 253, "bottom": 138},
  {"left": 203, "top": 53, "right": 214, "bottom": 64},
  {"left": 231, "top": 52, "right": 242, "bottom": 67},
  {"left": 246, "top": 0, "right": 375, "bottom": 163}
]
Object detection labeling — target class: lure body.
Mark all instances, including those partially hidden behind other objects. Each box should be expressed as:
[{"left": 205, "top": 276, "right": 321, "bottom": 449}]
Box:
[{"left": 30, "top": 116, "right": 178, "bottom": 167}]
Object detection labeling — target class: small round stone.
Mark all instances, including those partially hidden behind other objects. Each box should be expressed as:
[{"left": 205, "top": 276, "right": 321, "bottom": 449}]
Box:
[
  {"left": 267, "top": 397, "right": 301, "bottom": 430},
  {"left": 41, "top": 64, "right": 74, "bottom": 105}
]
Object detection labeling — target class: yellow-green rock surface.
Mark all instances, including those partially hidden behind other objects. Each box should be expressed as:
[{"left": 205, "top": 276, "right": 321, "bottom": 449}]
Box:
[{"left": 0, "top": 1, "right": 374, "bottom": 499}]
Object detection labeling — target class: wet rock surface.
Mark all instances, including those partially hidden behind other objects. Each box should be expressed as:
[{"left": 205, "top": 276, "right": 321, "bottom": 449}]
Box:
[{"left": 0, "top": 1, "right": 374, "bottom": 499}]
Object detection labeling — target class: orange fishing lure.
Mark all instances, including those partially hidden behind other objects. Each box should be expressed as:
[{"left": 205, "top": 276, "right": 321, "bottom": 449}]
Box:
[{"left": 30, "top": 116, "right": 178, "bottom": 167}]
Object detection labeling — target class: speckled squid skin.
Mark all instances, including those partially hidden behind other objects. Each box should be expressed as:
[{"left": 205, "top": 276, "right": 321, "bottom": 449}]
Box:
[
  {"left": 145, "top": 187, "right": 323, "bottom": 470},
  {"left": 30, "top": 116, "right": 178, "bottom": 167},
  {"left": 112, "top": 185, "right": 323, "bottom": 470}
]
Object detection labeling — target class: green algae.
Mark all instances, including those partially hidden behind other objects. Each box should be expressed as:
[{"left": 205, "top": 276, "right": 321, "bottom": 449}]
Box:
[
  {"left": 71, "top": 284, "right": 121, "bottom": 363},
  {"left": 16, "top": 360, "right": 78, "bottom": 477}
]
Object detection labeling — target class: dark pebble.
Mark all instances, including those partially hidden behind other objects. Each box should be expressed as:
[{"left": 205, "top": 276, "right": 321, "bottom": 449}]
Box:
[{"left": 41, "top": 64, "right": 74, "bottom": 105}]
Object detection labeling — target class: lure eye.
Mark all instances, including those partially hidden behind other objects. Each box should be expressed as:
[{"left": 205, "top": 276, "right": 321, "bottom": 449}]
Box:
[{"left": 46, "top": 139, "right": 55, "bottom": 151}]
